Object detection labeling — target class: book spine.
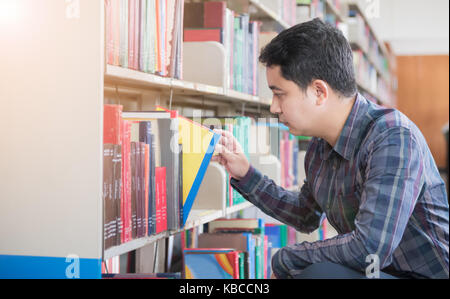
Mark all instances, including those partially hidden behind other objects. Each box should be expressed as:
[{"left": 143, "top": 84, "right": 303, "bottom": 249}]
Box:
[
  {"left": 161, "top": 167, "right": 167, "bottom": 232},
  {"left": 144, "top": 144, "right": 150, "bottom": 237},
  {"left": 128, "top": 0, "right": 135, "bottom": 69},
  {"left": 140, "top": 142, "right": 146, "bottom": 238},
  {"left": 130, "top": 142, "right": 137, "bottom": 239},
  {"left": 155, "top": 167, "right": 162, "bottom": 234}
]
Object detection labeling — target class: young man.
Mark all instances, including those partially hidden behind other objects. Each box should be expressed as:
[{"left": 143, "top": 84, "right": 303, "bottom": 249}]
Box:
[{"left": 212, "top": 19, "right": 449, "bottom": 279}]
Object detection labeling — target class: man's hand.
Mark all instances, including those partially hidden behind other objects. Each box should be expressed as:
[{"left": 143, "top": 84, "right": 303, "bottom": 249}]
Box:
[{"left": 211, "top": 129, "right": 250, "bottom": 181}]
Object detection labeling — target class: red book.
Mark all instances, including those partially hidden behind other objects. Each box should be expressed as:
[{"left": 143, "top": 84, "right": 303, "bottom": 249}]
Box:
[
  {"left": 104, "top": 105, "right": 122, "bottom": 145},
  {"left": 155, "top": 167, "right": 167, "bottom": 234},
  {"left": 204, "top": 1, "right": 226, "bottom": 28},
  {"left": 184, "top": 28, "right": 222, "bottom": 43},
  {"left": 121, "top": 120, "right": 132, "bottom": 243}
]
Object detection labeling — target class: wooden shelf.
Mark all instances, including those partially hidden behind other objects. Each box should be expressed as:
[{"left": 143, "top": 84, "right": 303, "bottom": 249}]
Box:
[
  {"left": 105, "top": 65, "right": 272, "bottom": 109},
  {"left": 103, "top": 201, "right": 255, "bottom": 260}
]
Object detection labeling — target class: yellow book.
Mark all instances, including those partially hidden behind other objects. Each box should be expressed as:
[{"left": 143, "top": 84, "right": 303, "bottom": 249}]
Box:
[{"left": 157, "top": 107, "right": 221, "bottom": 226}]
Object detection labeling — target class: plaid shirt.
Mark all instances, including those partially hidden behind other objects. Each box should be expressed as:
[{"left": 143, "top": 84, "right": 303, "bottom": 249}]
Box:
[{"left": 231, "top": 94, "right": 449, "bottom": 279}]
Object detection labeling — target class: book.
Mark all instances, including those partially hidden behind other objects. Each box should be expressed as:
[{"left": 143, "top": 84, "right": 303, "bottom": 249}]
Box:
[
  {"left": 184, "top": 28, "right": 223, "bottom": 43},
  {"left": 208, "top": 218, "right": 260, "bottom": 233},
  {"left": 103, "top": 105, "right": 123, "bottom": 145},
  {"left": 155, "top": 166, "right": 167, "bottom": 234},
  {"left": 184, "top": 249, "right": 240, "bottom": 279},
  {"left": 103, "top": 144, "right": 115, "bottom": 250},
  {"left": 113, "top": 144, "right": 123, "bottom": 245},
  {"left": 157, "top": 106, "right": 221, "bottom": 227}
]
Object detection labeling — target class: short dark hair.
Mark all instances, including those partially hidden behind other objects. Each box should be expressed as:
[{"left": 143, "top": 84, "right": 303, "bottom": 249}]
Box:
[{"left": 259, "top": 18, "right": 357, "bottom": 98}]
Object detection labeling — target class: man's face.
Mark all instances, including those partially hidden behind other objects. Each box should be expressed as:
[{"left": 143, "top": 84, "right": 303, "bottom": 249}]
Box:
[{"left": 267, "top": 65, "right": 319, "bottom": 137}]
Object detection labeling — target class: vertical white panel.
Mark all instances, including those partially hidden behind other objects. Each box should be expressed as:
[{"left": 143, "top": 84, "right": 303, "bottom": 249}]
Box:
[{"left": 0, "top": 0, "right": 103, "bottom": 260}]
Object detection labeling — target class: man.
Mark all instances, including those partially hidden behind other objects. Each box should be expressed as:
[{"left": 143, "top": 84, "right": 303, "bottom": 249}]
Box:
[{"left": 212, "top": 19, "right": 449, "bottom": 279}]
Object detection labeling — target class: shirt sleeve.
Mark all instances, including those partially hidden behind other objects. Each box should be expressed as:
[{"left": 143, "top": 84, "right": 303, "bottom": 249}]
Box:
[
  {"left": 270, "top": 127, "right": 424, "bottom": 279},
  {"left": 230, "top": 166, "right": 323, "bottom": 234}
]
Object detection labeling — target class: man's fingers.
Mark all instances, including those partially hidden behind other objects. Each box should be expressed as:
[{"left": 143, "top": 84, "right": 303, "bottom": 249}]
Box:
[{"left": 215, "top": 143, "right": 233, "bottom": 159}]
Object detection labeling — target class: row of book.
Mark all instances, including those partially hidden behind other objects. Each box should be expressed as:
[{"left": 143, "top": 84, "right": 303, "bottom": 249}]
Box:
[
  {"left": 347, "top": 9, "right": 390, "bottom": 80},
  {"left": 105, "top": 0, "right": 184, "bottom": 79},
  {"left": 259, "top": 0, "right": 298, "bottom": 27},
  {"left": 353, "top": 49, "right": 393, "bottom": 103},
  {"left": 184, "top": 218, "right": 331, "bottom": 279},
  {"left": 101, "top": 216, "right": 333, "bottom": 278},
  {"left": 296, "top": 0, "right": 345, "bottom": 29},
  {"left": 184, "top": 1, "right": 261, "bottom": 96},
  {"left": 103, "top": 105, "right": 183, "bottom": 249}
]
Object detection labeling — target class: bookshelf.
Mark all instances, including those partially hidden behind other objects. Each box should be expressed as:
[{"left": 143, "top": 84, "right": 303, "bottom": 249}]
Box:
[
  {"left": 0, "top": 0, "right": 396, "bottom": 278},
  {"left": 341, "top": 0, "right": 397, "bottom": 106},
  {"left": 249, "top": 0, "right": 291, "bottom": 29}
]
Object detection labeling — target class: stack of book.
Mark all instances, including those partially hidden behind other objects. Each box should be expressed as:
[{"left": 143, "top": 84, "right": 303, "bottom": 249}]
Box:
[
  {"left": 183, "top": 1, "right": 261, "bottom": 96},
  {"left": 353, "top": 49, "right": 378, "bottom": 96},
  {"left": 103, "top": 105, "right": 182, "bottom": 250},
  {"left": 185, "top": 218, "right": 267, "bottom": 279},
  {"left": 105, "top": 0, "right": 184, "bottom": 79}
]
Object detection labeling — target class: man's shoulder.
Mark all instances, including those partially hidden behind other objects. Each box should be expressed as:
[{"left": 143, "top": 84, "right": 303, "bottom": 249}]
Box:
[{"left": 367, "top": 104, "right": 413, "bottom": 133}]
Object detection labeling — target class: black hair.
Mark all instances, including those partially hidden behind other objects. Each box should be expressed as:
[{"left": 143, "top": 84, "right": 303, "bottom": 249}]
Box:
[{"left": 259, "top": 18, "right": 357, "bottom": 98}]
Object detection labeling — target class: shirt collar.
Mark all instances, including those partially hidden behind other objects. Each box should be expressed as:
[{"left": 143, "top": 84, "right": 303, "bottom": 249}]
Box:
[{"left": 321, "top": 93, "right": 370, "bottom": 161}]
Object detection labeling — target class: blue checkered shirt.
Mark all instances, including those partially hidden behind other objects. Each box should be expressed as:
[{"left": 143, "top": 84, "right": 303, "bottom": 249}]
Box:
[{"left": 231, "top": 94, "right": 449, "bottom": 279}]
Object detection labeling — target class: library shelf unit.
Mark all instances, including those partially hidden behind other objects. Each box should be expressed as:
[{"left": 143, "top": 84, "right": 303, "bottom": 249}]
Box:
[
  {"left": 341, "top": 0, "right": 397, "bottom": 106},
  {"left": 105, "top": 65, "right": 273, "bottom": 108},
  {"left": 249, "top": 0, "right": 291, "bottom": 29},
  {"left": 0, "top": 0, "right": 397, "bottom": 279},
  {"left": 325, "top": 0, "right": 344, "bottom": 23}
]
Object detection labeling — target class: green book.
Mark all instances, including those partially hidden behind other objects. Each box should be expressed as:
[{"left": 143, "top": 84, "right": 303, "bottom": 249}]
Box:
[{"left": 239, "top": 252, "right": 245, "bottom": 279}]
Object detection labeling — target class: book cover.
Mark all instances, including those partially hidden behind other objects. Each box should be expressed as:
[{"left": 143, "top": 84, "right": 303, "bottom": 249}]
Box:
[
  {"left": 113, "top": 144, "right": 123, "bottom": 246},
  {"left": 119, "top": 0, "right": 129, "bottom": 68},
  {"left": 183, "top": 2, "right": 204, "bottom": 28},
  {"left": 103, "top": 105, "right": 123, "bottom": 145},
  {"left": 103, "top": 144, "right": 115, "bottom": 250},
  {"left": 130, "top": 142, "right": 137, "bottom": 239},
  {"left": 156, "top": 106, "right": 221, "bottom": 227},
  {"left": 183, "top": 28, "right": 223, "bottom": 43},
  {"left": 155, "top": 166, "right": 167, "bottom": 234},
  {"left": 184, "top": 249, "right": 239, "bottom": 279}
]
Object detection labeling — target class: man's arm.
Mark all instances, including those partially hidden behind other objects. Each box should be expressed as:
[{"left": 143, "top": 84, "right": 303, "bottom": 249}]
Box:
[
  {"left": 270, "top": 127, "right": 423, "bottom": 278},
  {"left": 212, "top": 129, "right": 323, "bottom": 234},
  {"left": 230, "top": 165, "right": 323, "bottom": 234}
]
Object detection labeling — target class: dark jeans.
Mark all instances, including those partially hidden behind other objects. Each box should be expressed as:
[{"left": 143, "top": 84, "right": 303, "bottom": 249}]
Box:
[{"left": 293, "top": 262, "right": 400, "bottom": 279}]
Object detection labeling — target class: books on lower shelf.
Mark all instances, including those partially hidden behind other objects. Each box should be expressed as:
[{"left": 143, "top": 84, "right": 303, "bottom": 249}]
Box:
[{"left": 184, "top": 218, "right": 266, "bottom": 279}]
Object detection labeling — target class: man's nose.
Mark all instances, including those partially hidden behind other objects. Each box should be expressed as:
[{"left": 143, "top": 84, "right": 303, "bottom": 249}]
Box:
[{"left": 270, "top": 98, "right": 281, "bottom": 115}]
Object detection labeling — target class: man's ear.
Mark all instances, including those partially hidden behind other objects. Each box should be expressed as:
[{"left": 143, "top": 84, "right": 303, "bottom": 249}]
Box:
[{"left": 311, "top": 80, "right": 329, "bottom": 106}]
